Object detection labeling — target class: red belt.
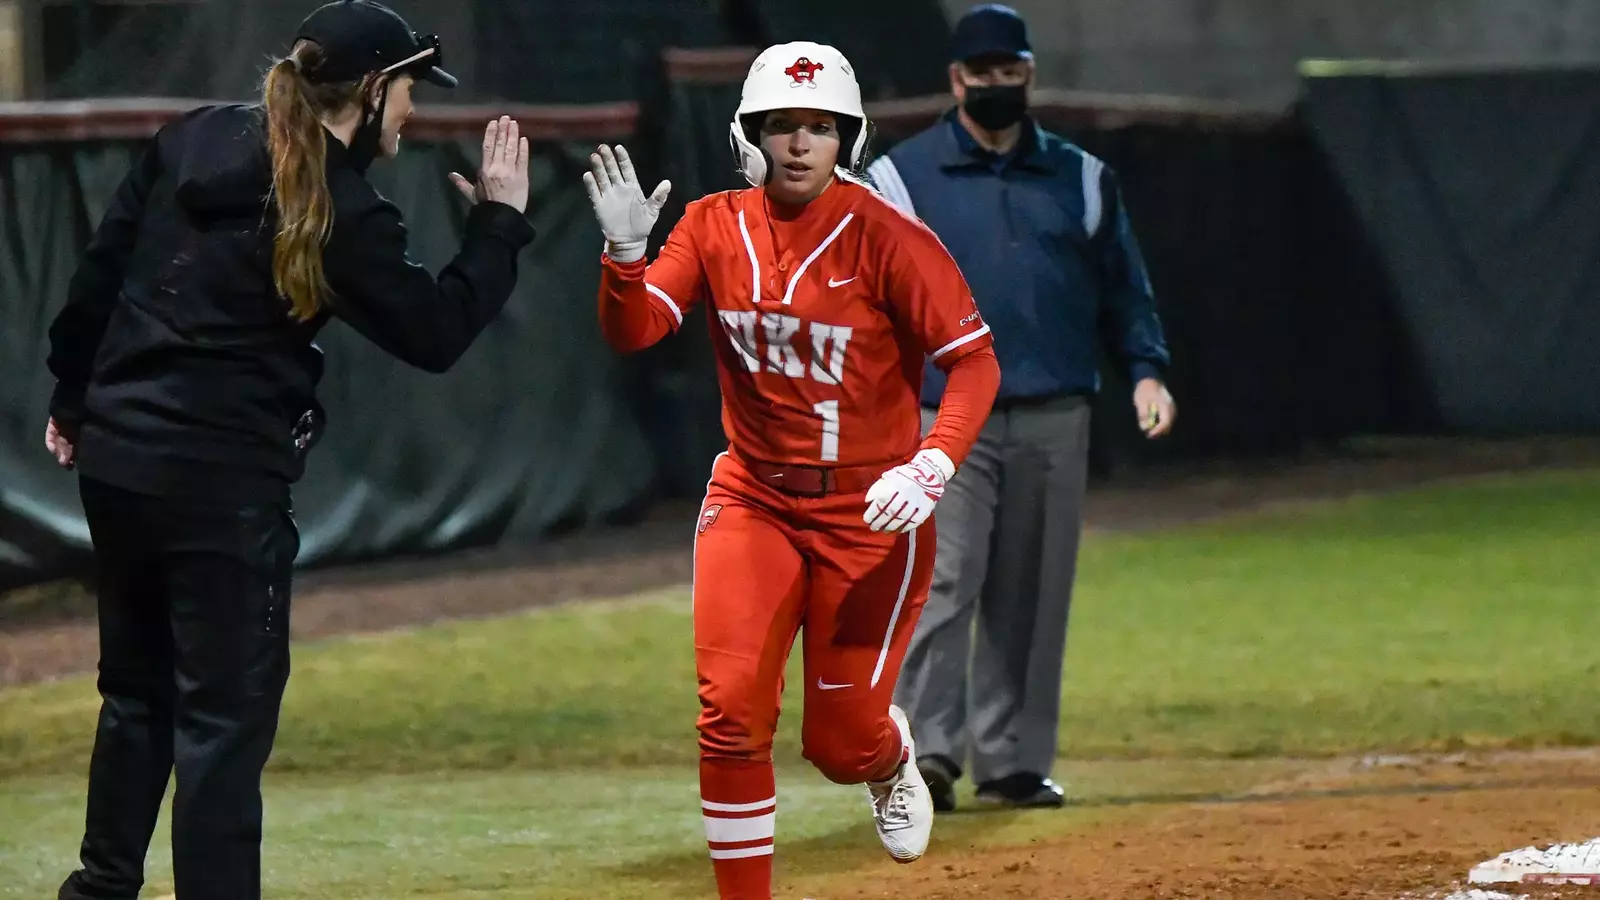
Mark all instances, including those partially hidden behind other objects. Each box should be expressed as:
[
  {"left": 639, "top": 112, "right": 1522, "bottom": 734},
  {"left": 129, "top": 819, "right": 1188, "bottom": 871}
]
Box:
[{"left": 732, "top": 450, "right": 890, "bottom": 497}]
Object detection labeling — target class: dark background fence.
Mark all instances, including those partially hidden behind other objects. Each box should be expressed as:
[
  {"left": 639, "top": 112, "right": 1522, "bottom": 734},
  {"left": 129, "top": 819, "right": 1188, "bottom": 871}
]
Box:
[
  {"left": 3, "top": 35, "right": 1598, "bottom": 592},
  {"left": 25, "top": 0, "right": 954, "bottom": 105}
]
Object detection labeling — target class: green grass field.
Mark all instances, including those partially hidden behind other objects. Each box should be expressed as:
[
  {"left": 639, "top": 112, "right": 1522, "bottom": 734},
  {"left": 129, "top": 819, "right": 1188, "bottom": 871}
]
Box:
[{"left": 2, "top": 469, "right": 1597, "bottom": 898}]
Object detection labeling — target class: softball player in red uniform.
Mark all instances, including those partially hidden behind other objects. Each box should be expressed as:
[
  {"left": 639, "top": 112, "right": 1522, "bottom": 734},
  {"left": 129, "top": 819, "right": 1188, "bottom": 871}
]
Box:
[{"left": 584, "top": 41, "right": 1001, "bottom": 900}]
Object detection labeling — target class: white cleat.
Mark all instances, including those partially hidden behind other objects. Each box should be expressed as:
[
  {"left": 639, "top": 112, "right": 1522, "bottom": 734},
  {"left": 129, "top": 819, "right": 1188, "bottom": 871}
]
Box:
[{"left": 865, "top": 705, "right": 934, "bottom": 864}]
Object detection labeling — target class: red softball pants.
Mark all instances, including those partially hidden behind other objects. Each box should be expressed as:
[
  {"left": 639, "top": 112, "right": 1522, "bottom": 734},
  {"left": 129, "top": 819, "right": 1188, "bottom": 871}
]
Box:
[{"left": 692, "top": 449, "right": 935, "bottom": 898}]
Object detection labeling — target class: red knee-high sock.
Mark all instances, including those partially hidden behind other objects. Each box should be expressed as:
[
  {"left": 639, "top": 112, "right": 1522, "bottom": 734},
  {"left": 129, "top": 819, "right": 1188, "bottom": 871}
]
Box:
[
  {"left": 700, "top": 756, "right": 776, "bottom": 900},
  {"left": 867, "top": 723, "right": 909, "bottom": 784}
]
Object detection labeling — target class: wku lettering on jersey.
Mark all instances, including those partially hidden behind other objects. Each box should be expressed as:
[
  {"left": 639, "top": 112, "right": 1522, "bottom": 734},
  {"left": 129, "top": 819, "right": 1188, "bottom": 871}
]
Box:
[
  {"left": 716, "top": 310, "right": 853, "bottom": 385},
  {"left": 597, "top": 178, "right": 994, "bottom": 469}
]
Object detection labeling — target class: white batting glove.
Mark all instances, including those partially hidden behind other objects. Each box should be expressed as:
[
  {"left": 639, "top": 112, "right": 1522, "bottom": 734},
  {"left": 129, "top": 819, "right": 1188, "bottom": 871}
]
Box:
[
  {"left": 582, "top": 144, "right": 671, "bottom": 264},
  {"left": 864, "top": 448, "right": 955, "bottom": 533}
]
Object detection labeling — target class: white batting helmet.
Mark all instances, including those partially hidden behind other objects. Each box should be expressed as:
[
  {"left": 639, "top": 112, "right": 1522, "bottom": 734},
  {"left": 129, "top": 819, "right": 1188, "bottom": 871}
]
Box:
[{"left": 728, "top": 41, "right": 870, "bottom": 187}]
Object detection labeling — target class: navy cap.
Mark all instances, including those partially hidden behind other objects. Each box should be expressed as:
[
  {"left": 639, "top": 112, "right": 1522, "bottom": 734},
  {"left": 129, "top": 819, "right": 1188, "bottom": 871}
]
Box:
[
  {"left": 950, "top": 4, "right": 1033, "bottom": 62},
  {"left": 295, "top": 0, "right": 456, "bottom": 88}
]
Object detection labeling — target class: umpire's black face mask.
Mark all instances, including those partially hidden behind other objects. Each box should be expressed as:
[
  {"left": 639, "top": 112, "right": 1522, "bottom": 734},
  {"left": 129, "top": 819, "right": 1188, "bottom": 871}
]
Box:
[{"left": 954, "top": 56, "right": 1033, "bottom": 131}]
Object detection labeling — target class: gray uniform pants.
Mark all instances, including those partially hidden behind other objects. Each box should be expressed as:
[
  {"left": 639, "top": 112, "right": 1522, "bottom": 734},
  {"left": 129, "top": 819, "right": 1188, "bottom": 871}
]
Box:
[{"left": 895, "top": 395, "right": 1091, "bottom": 784}]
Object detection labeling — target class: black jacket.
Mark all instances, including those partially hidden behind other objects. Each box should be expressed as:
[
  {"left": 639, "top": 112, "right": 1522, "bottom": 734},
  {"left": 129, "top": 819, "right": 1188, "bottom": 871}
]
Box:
[{"left": 46, "top": 103, "right": 536, "bottom": 504}]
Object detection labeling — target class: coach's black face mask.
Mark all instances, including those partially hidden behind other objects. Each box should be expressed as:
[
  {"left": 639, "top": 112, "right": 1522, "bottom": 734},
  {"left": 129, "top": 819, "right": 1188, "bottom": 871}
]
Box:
[
  {"left": 961, "top": 83, "right": 1028, "bottom": 131},
  {"left": 347, "top": 80, "right": 392, "bottom": 175}
]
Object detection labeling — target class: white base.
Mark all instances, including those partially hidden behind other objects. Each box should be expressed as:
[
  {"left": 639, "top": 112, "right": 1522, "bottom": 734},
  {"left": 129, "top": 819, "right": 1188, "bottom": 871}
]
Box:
[{"left": 1467, "top": 839, "right": 1600, "bottom": 885}]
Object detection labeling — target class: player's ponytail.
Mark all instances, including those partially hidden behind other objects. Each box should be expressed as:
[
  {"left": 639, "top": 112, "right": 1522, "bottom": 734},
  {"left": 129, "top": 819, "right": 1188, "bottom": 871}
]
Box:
[{"left": 261, "top": 40, "right": 363, "bottom": 321}]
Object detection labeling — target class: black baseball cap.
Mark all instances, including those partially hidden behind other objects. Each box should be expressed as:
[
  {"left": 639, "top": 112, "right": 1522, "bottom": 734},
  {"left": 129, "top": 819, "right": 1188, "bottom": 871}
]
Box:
[
  {"left": 950, "top": 3, "right": 1034, "bottom": 62},
  {"left": 295, "top": 0, "right": 457, "bottom": 88}
]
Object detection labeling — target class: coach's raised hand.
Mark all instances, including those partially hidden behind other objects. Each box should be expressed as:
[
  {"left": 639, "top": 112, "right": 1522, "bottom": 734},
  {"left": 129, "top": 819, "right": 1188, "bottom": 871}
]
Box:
[
  {"left": 449, "top": 116, "right": 531, "bottom": 213},
  {"left": 583, "top": 144, "right": 671, "bottom": 263}
]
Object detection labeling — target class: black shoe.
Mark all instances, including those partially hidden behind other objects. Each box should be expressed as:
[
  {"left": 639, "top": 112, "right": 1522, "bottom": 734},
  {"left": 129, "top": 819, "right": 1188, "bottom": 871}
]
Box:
[
  {"left": 58, "top": 871, "right": 135, "bottom": 900},
  {"left": 59, "top": 873, "right": 90, "bottom": 900},
  {"left": 916, "top": 754, "right": 959, "bottom": 813},
  {"left": 973, "top": 772, "right": 1067, "bottom": 808}
]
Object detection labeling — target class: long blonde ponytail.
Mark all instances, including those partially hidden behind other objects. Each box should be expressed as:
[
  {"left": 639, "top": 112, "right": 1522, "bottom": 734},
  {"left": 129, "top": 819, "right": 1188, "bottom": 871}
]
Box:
[{"left": 260, "top": 41, "right": 362, "bottom": 321}]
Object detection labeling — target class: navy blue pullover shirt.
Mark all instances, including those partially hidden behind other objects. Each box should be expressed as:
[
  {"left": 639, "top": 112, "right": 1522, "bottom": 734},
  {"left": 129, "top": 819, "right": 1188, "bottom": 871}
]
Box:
[{"left": 866, "top": 109, "right": 1169, "bottom": 407}]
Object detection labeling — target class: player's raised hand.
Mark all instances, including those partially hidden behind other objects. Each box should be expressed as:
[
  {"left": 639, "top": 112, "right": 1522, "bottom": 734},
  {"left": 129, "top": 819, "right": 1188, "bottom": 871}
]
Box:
[
  {"left": 583, "top": 144, "right": 671, "bottom": 263},
  {"left": 864, "top": 448, "right": 955, "bottom": 533}
]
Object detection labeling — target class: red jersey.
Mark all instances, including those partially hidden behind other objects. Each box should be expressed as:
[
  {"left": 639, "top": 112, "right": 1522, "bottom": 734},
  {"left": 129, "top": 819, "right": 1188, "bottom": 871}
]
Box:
[{"left": 599, "top": 177, "right": 996, "bottom": 470}]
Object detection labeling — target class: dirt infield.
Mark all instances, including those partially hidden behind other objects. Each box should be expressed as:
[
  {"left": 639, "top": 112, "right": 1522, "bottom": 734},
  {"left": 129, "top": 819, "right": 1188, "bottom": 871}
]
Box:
[
  {"left": 827, "top": 750, "right": 1600, "bottom": 900},
  {"left": 5, "top": 436, "right": 1600, "bottom": 687}
]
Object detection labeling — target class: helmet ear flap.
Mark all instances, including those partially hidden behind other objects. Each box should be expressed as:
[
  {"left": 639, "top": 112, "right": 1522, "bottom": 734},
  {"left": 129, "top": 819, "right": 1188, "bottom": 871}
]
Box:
[
  {"left": 847, "top": 116, "right": 873, "bottom": 170},
  {"left": 728, "top": 115, "right": 773, "bottom": 187}
]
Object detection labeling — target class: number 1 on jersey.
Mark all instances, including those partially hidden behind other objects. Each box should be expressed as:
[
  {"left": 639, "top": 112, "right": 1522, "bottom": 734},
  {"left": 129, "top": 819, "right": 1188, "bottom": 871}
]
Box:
[{"left": 812, "top": 400, "right": 840, "bottom": 462}]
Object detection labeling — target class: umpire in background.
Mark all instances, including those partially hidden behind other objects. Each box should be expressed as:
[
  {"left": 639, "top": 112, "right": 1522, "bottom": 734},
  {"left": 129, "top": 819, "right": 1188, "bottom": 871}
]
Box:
[
  {"left": 41, "top": 2, "right": 534, "bottom": 897},
  {"left": 868, "top": 3, "right": 1175, "bottom": 811}
]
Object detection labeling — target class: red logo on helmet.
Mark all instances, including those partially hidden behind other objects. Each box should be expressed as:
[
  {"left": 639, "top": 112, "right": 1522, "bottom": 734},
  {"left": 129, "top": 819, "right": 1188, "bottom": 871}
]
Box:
[{"left": 784, "top": 57, "right": 825, "bottom": 86}]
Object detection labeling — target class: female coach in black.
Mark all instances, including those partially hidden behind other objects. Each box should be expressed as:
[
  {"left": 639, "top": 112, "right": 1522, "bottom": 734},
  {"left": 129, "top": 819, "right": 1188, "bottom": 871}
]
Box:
[{"left": 40, "top": 2, "right": 533, "bottom": 898}]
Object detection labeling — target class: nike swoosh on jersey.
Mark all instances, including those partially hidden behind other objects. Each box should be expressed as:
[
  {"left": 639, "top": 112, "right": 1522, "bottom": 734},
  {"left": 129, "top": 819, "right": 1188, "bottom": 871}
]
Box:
[{"left": 828, "top": 276, "right": 857, "bottom": 288}]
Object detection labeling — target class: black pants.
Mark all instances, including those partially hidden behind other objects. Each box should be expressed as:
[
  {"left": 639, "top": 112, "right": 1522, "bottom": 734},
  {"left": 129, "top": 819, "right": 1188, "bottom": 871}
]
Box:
[{"left": 60, "top": 476, "right": 299, "bottom": 900}]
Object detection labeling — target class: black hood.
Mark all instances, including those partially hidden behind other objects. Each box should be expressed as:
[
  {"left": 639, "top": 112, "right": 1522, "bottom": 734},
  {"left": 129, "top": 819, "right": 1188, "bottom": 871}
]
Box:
[{"left": 171, "top": 105, "right": 277, "bottom": 221}]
